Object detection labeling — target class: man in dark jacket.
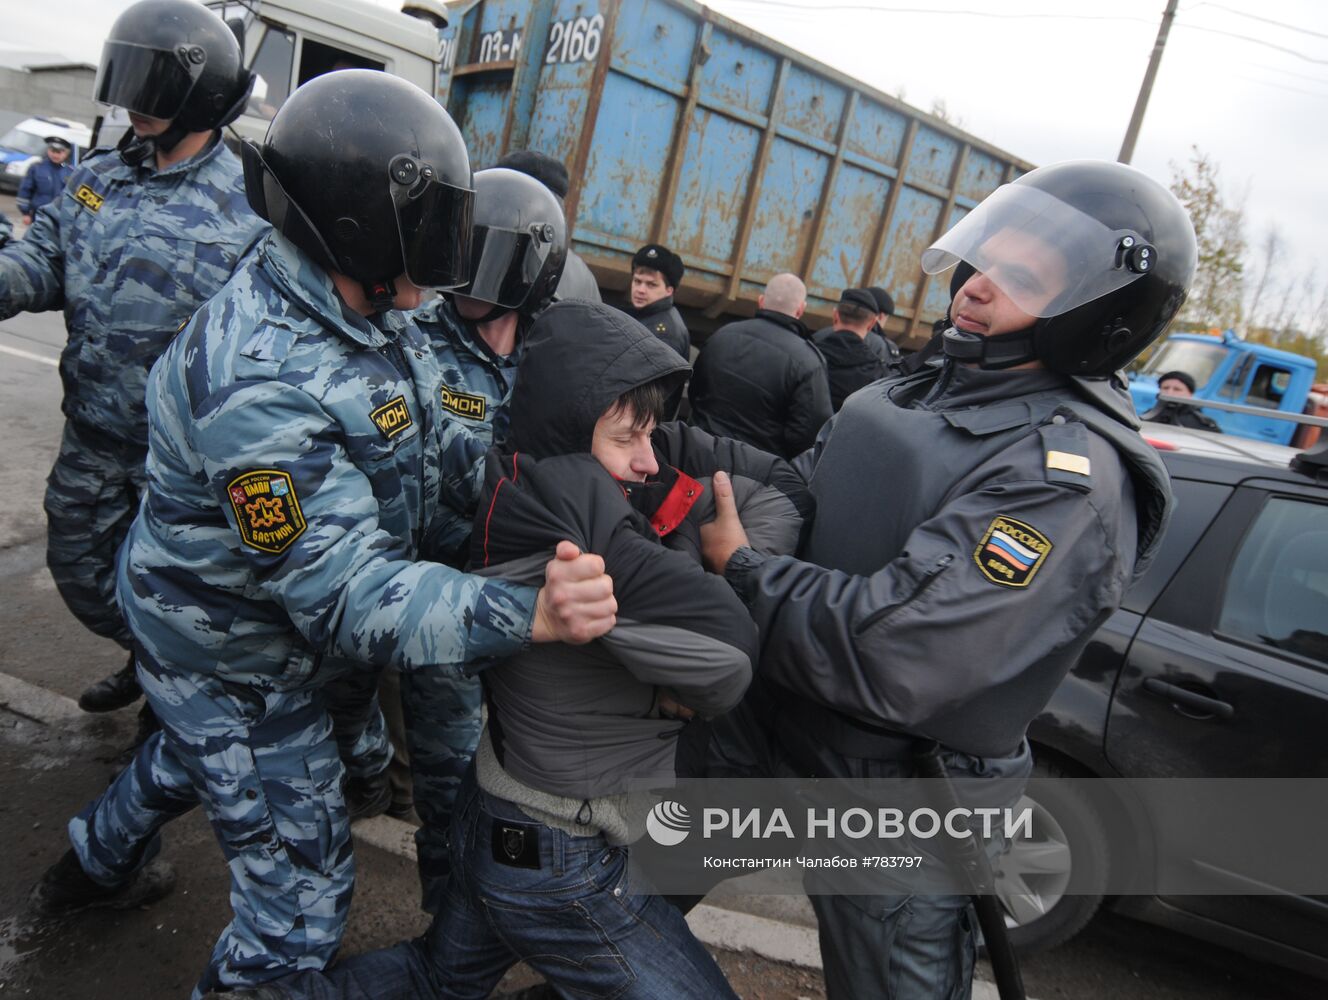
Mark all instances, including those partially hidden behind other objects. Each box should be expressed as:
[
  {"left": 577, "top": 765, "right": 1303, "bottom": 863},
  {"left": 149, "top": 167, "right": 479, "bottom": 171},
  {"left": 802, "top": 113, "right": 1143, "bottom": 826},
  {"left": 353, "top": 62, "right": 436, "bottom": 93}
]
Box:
[
  {"left": 690, "top": 272, "right": 832, "bottom": 459},
  {"left": 251, "top": 301, "right": 811, "bottom": 1000},
  {"left": 813, "top": 287, "right": 888, "bottom": 410},
  {"left": 866, "top": 284, "right": 903, "bottom": 368},
  {"left": 1142, "top": 369, "right": 1222, "bottom": 431},
  {"left": 17, "top": 137, "right": 74, "bottom": 224},
  {"left": 618, "top": 242, "right": 691, "bottom": 358},
  {"left": 701, "top": 160, "right": 1193, "bottom": 999}
]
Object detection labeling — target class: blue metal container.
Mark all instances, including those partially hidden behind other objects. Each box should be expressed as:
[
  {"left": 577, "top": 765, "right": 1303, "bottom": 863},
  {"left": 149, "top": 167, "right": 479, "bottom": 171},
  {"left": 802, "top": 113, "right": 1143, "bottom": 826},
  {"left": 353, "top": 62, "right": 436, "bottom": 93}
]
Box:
[{"left": 436, "top": 0, "right": 1033, "bottom": 344}]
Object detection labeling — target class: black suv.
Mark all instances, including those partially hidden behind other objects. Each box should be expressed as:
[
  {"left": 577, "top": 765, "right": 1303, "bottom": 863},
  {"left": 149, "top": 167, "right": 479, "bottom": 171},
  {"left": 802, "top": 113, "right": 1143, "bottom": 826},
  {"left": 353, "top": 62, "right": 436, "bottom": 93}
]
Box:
[{"left": 996, "top": 423, "right": 1328, "bottom": 978}]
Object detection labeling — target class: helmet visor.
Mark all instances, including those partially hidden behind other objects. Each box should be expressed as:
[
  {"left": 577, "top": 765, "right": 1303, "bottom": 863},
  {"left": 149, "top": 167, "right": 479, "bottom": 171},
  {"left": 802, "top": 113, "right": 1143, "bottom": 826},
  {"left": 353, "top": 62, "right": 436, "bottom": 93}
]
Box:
[
  {"left": 391, "top": 166, "right": 474, "bottom": 289},
  {"left": 463, "top": 225, "right": 555, "bottom": 308},
  {"left": 94, "top": 41, "right": 200, "bottom": 120},
  {"left": 921, "top": 184, "right": 1151, "bottom": 319}
]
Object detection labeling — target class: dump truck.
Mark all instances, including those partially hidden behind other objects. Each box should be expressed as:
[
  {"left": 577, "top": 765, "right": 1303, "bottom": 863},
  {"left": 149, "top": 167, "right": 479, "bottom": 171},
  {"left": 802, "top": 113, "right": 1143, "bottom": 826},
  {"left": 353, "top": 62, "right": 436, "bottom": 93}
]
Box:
[
  {"left": 1131, "top": 330, "right": 1324, "bottom": 446},
  {"left": 203, "top": 0, "right": 1033, "bottom": 344}
]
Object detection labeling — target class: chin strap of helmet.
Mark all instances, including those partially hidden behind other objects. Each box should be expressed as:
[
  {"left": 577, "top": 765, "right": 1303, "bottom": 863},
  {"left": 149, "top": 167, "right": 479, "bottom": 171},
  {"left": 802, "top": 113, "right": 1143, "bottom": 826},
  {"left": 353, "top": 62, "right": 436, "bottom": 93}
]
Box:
[
  {"left": 941, "top": 325, "right": 1040, "bottom": 370},
  {"left": 475, "top": 302, "right": 513, "bottom": 324},
  {"left": 117, "top": 121, "right": 194, "bottom": 167},
  {"left": 364, "top": 277, "right": 397, "bottom": 315}
]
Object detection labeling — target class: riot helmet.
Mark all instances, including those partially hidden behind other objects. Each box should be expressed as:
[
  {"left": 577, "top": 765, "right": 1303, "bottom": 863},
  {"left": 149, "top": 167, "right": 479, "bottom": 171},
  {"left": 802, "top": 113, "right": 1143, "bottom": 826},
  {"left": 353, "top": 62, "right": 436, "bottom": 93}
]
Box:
[
  {"left": 457, "top": 167, "right": 567, "bottom": 314},
  {"left": 94, "top": 0, "right": 253, "bottom": 161},
  {"left": 242, "top": 70, "right": 474, "bottom": 307},
  {"left": 921, "top": 160, "right": 1196, "bottom": 376}
]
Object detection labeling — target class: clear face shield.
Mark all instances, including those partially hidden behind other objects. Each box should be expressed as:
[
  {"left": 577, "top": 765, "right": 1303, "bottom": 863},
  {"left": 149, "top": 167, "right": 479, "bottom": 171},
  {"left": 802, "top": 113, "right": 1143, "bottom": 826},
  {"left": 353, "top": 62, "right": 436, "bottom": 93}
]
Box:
[
  {"left": 388, "top": 154, "right": 474, "bottom": 290},
  {"left": 921, "top": 184, "right": 1157, "bottom": 319},
  {"left": 94, "top": 40, "right": 204, "bottom": 119}
]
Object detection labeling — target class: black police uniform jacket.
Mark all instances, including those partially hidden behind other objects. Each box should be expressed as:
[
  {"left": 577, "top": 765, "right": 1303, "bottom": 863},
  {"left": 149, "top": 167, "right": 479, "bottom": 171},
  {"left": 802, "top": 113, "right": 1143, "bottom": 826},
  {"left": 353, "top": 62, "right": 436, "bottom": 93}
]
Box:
[
  {"left": 618, "top": 294, "right": 690, "bottom": 359},
  {"left": 720, "top": 360, "right": 1173, "bottom": 769}
]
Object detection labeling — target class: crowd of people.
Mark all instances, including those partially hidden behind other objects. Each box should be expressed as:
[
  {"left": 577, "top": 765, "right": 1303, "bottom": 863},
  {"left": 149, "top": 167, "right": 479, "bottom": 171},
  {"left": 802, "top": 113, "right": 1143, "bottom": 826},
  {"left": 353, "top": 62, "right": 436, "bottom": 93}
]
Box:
[{"left": 0, "top": 2, "right": 1202, "bottom": 998}]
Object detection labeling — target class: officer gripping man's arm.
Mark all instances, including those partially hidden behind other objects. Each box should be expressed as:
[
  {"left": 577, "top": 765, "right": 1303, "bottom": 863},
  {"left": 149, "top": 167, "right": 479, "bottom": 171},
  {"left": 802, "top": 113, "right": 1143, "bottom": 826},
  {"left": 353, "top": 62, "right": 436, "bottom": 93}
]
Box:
[
  {"left": 30, "top": 70, "right": 614, "bottom": 1000},
  {"left": 702, "top": 160, "right": 1194, "bottom": 1000}
]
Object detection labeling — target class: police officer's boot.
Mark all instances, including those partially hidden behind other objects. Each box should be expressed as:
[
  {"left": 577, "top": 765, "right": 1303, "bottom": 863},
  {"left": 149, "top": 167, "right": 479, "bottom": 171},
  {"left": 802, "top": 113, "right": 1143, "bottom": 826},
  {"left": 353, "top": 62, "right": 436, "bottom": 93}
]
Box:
[
  {"left": 112, "top": 702, "right": 162, "bottom": 767},
  {"left": 29, "top": 849, "right": 176, "bottom": 917},
  {"left": 77, "top": 652, "right": 142, "bottom": 713}
]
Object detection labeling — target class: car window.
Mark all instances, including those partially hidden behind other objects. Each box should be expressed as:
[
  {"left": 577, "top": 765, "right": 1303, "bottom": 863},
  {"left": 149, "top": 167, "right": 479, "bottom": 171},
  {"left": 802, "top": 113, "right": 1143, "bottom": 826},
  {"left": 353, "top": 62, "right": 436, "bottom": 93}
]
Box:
[
  {"left": 1217, "top": 497, "right": 1328, "bottom": 665},
  {"left": 0, "top": 128, "right": 47, "bottom": 156},
  {"left": 1245, "top": 365, "right": 1292, "bottom": 409},
  {"left": 1142, "top": 340, "right": 1227, "bottom": 389},
  {"left": 247, "top": 26, "right": 295, "bottom": 121}
]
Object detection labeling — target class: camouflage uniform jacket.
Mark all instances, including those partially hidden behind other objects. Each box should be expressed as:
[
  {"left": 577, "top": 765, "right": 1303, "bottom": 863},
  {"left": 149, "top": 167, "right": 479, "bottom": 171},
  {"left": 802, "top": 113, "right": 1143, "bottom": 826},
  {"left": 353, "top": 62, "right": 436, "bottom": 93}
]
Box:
[
  {"left": 117, "top": 232, "right": 537, "bottom": 691},
  {"left": 414, "top": 297, "right": 523, "bottom": 454},
  {"left": 0, "top": 139, "right": 265, "bottom": 447}
]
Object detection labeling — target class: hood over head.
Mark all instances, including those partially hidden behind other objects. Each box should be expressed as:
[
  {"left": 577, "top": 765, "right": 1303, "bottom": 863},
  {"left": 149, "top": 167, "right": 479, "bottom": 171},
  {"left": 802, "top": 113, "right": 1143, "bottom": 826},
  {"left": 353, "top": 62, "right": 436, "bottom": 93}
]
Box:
[{"left": 508, "top": 300, "right": 690, "bottom": 457}]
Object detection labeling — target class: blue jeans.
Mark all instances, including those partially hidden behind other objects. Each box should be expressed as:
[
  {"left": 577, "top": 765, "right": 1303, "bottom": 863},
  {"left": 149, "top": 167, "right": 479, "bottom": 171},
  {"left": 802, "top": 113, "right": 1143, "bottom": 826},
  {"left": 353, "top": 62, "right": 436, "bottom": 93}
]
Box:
[{"left": 271, "top": 769, "right": 738, "bottom": 999}]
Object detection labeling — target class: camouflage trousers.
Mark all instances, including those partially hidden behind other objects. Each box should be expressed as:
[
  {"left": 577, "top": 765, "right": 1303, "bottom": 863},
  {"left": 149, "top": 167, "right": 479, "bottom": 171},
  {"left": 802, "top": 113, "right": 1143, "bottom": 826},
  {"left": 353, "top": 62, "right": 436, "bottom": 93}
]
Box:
[
  {"left": 43, "top": 419, "right": 145, "bottom": 647},
  {"left": 327, "top": 662, "right": 481, "bottom": 913},
  {"left": 70, "top": 658, "right": 356, "bottom": 998}
]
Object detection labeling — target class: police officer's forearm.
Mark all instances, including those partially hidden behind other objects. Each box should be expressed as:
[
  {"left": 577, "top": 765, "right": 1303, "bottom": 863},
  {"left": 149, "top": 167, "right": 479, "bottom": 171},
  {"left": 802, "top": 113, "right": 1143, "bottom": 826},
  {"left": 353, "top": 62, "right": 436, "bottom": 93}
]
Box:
[
  {"left": 0, "top": 209, "right": 66, "bottom": 315},
  {"left": 728, "top": 482, "right": 1129, "bottom": 731}
]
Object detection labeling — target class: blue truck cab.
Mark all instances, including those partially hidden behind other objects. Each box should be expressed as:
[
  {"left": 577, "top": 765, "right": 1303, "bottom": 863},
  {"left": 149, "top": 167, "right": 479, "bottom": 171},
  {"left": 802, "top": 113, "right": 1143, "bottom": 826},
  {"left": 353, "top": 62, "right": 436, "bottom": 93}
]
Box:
[{"left": 1130, "top": 331, "right": 1319, "bottom": 446}]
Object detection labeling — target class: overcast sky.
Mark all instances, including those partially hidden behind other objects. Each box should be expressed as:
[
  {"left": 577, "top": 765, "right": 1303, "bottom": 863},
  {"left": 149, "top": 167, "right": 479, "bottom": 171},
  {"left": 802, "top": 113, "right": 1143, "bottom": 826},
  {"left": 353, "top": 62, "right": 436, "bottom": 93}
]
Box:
[{"left": 10, "top": 0, "right": 1326, "bottom": 328}]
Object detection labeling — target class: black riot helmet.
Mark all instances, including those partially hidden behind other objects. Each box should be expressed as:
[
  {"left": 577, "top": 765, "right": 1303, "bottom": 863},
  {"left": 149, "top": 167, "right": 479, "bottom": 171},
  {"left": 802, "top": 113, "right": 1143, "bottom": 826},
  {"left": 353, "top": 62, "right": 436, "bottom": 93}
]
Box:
[
  {"left": 458, "top": 167, "right": 567, "bottom": 315},
  {"left": 94, "top": 0, "right": 253, "bottom": 161},
  {"left": 922, "top": 160, "right": 1197, "bottom": 376},
  {"left": 241, "top": 71, "right": 474, "bottom": 307}
]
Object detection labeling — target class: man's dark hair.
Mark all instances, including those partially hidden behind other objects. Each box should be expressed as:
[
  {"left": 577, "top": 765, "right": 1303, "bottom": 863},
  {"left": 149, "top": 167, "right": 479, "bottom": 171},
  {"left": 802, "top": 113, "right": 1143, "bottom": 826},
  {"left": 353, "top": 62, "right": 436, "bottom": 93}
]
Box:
[
  {"left": 496, "top": 149, "right": 570, "bottom": 200},
  {"left": 606, "top": 377, "right": 675, "bottom": 429}
]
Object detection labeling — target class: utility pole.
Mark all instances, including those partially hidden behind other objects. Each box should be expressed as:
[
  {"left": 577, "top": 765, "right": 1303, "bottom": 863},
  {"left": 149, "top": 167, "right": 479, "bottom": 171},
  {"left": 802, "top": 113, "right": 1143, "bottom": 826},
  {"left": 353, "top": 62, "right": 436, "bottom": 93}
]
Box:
[{"left": 1119, "top": 0, "right": 1180, "bottom": 164}]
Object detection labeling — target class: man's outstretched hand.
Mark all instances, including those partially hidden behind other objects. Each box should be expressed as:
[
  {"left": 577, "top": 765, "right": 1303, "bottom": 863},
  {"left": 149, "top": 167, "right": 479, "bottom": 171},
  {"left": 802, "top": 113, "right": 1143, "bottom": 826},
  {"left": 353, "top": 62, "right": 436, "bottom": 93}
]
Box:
[
  {"left": 701, "top": 470, "right": 749, "bottom": 575},
  {"left": 532, "top": 541, "right": 617, "bottom": 644}
]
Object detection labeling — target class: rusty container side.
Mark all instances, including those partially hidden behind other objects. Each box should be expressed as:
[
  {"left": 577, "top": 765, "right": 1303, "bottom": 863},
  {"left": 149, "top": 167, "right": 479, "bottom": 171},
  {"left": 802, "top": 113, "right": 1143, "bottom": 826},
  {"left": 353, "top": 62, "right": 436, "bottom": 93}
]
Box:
[{"left": 436, "top": 0, "right": 1033, "bottom": 346}]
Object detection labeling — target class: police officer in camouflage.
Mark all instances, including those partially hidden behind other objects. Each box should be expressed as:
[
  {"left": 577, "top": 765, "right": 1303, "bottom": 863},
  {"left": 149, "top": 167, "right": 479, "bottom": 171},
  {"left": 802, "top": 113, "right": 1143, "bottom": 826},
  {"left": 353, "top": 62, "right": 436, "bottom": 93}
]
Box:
[
  {"left": 0, "top": 0, "right": 264, "bottom": 717},
  {"left": 701, "top": 160, "right": 1196, "bottom": 999},
  {"left": 330, "top": 166, "right": 570, "bottom": 911},
  {"left": 30, "top": 71, "right": 616, "bottom": 998}
]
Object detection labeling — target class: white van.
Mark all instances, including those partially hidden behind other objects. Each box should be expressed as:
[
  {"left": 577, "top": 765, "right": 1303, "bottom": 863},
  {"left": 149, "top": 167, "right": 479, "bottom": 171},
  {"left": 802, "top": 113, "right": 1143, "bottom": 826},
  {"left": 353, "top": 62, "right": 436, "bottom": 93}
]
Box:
[
  {"left": 0, "top": 116, "right": 92, "bottom": 193},
  {"left": 205, "top": 0, "right": 446, "bottom": 145}
]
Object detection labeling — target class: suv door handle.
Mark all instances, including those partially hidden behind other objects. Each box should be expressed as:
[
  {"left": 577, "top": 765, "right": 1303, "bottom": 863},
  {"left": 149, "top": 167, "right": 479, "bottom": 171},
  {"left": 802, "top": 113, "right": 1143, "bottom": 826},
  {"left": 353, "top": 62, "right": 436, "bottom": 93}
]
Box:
[{"left": 1143, "top": 678, "right": 1235, "bottom": 720}]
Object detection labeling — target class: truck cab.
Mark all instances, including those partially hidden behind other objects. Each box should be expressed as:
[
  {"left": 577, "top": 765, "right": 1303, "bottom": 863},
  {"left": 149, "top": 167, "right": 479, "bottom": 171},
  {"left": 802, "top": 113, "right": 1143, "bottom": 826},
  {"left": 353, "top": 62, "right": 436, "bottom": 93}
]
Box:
[
  {"left": 205, "top": 0, "right": 443, "bottom": 145},
  {"left": 1130, "top": 331, "right": 1319, "bottom": 446}
]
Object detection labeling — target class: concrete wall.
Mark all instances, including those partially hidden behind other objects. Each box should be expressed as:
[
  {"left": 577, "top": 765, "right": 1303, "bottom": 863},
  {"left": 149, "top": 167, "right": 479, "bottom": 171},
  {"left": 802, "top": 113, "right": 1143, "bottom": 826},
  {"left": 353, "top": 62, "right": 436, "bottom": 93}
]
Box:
[{"left": 0, "top": 66, "right": 98, "bottom": 134}]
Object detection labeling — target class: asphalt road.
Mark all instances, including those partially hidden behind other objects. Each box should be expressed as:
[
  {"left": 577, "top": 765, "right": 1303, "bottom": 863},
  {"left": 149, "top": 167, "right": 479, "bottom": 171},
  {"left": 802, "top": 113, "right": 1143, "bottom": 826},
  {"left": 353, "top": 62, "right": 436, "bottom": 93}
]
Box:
[{"left": 0, "top": 197, "right": 1323, "bottom": 998}]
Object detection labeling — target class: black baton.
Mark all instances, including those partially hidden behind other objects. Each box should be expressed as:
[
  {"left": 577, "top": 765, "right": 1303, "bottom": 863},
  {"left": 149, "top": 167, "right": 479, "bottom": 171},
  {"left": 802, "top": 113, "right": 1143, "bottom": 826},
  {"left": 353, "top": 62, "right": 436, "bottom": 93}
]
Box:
[{"left": 913, "top": 740, "right": 1026, "bottom": 1000}]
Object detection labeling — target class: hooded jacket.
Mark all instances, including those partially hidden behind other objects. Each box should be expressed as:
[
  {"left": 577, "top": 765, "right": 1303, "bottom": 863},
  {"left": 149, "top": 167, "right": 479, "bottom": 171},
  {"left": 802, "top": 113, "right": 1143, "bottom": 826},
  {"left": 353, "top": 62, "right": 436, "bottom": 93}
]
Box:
[{"left": 471, "top": 301, "right": 811, "bottom": 801}]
